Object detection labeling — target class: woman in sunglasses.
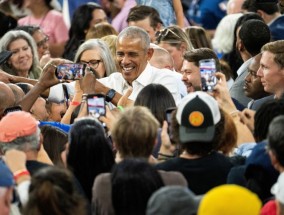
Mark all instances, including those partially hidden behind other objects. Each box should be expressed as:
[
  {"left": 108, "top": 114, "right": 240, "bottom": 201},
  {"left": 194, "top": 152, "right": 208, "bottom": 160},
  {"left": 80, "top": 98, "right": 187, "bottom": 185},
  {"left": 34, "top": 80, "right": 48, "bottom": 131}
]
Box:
[
  {"left": 155, "top": 26, "right": 193, "bottom": 73},
  {"left": 74, "top": 39, "right": 117, "bottom": 78}
]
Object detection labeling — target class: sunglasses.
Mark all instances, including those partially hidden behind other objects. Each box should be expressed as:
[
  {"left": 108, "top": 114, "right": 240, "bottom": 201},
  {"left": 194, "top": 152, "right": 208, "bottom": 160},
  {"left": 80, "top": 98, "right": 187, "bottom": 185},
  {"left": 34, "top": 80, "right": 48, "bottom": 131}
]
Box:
[{"left": 155, "top": 28, "right": 181, "bottom": 42}]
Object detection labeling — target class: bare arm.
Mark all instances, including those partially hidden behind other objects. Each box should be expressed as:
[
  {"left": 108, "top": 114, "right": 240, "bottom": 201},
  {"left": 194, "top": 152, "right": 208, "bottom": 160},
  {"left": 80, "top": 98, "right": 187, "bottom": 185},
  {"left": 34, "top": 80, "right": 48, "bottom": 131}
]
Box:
[
  {"left": 61, "top": 81, "right": 83, "bottom": 124},
  {"left": 80, "top": 70, "right": 123, "bottom": 106},
  {"left": 94, "top": 81, "right": 122, "bottom": 106},
  {"left": 19, "top": 59, "right": 67, "bottom": 112},
  {"left": 173, "top": 0, "right": 185, "bottom": 27},
  {"left": 49, "top": 42, "right": 66, "bottom": 58},
  {"left": 213, "top": 72, "right": 255, "bottom": 146}
]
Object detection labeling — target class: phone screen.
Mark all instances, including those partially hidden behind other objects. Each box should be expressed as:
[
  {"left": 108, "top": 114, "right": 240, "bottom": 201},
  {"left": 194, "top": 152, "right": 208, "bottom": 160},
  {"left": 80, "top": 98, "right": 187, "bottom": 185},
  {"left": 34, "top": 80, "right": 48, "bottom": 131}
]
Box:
[
  {"left": 165, "top": 107, "right": 176, "bottom": 138},
  {"left": 199, "top": 59, "right": 217, "bottom": 92},
  {"left": 87, "top": 95, "right": 106, "bottom": 117},
  {"left": 56, "top": 63, "right": 86, "bottom": 80}
]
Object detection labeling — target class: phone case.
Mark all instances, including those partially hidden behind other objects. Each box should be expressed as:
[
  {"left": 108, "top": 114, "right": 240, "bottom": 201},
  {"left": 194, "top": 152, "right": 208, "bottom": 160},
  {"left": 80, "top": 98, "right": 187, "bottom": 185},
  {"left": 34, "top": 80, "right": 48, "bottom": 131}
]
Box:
[
  {"left": 0, "top": 51, "right": 13, "bottom": 65},
  {"left": 87, "top": 94, "right": 106, "bottom": 117},
  {"left": 56, "top": 63, "right": 86, "bottom": 80},
  {"left": 199, "top": 59, "right": 217, "bottom": 92}
]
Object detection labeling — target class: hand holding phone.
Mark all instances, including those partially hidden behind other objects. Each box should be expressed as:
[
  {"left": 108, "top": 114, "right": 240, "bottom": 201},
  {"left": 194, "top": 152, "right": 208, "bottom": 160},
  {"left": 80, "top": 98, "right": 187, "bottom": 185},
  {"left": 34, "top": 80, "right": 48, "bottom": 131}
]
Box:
[
  {"left": 199, "top": 59, "right": 217, "bottom": 92},
  {"left": 56, "top": 63, "right": 86, "bottom": 80},
  {"left": 0, "top": 51, "right": 13, "bottom": 66},
  {"left": 165, "top": 107, "right": 176, "bottom": 138},
  {"left": 87, "top": 94, "right": 106, "bottom": 117}
]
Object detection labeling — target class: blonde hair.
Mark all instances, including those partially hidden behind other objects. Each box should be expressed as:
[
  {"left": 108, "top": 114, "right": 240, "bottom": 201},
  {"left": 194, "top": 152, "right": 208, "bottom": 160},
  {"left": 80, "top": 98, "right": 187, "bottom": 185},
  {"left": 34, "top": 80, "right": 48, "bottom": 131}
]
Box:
[
  {"left": 100, "top": 35, "right": 119, "bottom": 71},
  {"left": 261, "top": 40, "right": 284, "bottom": 68},
  {"left": 155, "top": 25, "right": 193, "bottom": 51},
  {"left": 85, "top": 22, "right": 118, "bottom": 40},
  {"left": 111, "top": 106, "right": 159, "bottom": 159}
]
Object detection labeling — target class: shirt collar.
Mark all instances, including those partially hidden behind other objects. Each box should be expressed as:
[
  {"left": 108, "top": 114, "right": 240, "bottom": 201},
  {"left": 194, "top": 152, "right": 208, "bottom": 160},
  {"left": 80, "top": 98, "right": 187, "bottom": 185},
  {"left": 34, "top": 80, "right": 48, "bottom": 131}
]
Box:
[{"left": 122, "top": 63, "right": 153, "bottom": 88}]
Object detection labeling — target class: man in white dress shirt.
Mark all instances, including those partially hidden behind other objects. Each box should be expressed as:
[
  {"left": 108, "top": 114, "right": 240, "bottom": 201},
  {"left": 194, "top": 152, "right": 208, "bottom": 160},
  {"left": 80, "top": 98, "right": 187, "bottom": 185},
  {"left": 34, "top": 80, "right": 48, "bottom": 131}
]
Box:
[
  {"left": 95, "top": 26, "right": 181, "bottom": 105},
  {"left": 49, "top": 26, "right": 181, "bottom": 105}
]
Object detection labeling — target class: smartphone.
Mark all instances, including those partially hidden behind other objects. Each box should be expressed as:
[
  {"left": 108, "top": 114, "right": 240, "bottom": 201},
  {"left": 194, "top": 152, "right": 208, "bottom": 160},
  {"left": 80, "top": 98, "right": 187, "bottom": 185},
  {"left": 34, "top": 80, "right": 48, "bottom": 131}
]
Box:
[
  {"left": 3, "top": 105, "right": 22, "bottom": 116},
  {"left": 87, "top": 94, "right": 106, "bottom": 117},
  {"left": 55, "top": 63, "right": 86, "bottom": 80},
  {"left": 199, "top": 59, "right": 217, "bottom": 92},
  {"left": 0, "top": 50, "right": 13, "bottom": 65},
  {"left": 165, "top": 107, "right": 176, "bottom": 138}
]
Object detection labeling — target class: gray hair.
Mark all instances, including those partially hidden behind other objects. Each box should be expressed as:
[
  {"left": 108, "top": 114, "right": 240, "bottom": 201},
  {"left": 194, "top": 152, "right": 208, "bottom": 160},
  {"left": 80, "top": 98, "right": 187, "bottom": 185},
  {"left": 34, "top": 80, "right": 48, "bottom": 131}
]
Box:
[
  {"left": 0, "top": 127, "right": 41, "bottom": 153},
  {"left": 117, "top": 26, "right": 151, "bottom": 51},
  {"left": 0, "top": 30, "right": 40, "bottom": 76},
  {"left": 74, "top": 39, "right": 117, "bottom": 77}
]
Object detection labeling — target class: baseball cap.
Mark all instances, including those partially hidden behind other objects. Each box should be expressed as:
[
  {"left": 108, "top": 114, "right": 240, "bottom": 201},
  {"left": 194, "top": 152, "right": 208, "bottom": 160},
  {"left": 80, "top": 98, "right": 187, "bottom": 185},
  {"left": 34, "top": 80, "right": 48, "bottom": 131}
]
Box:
[
  {"left": 271, "top": 172, "right": 284, "bottom": 204},
  {"left": 0, "top": 111, "right": 39, "bottom": 142},
  {"left": 198, "top": 185, "right": 262, "bottom": 215},
  {"left": 146, "top": 186, "right": 202, "bottom": 215},
  {"left": 0, "top": 160, "right": 13, "bottom": 187},
  {"left": 176, "top": 91, "right": 220, "bottom": 143}
]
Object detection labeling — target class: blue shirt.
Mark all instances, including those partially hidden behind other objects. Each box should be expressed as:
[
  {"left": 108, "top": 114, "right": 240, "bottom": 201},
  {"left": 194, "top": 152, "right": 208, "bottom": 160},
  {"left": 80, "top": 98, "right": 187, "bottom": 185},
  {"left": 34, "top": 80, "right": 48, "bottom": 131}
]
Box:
[
  {"left": 58, "top": 0, "right": 99, "bottom": 22},
  {"left": 39, "top": 121, "right": 71, "bottom": 133},
  {"left": 187, "top": 0, "right": 227, "bottom": 30},
  {"left": 269, "top": 15, "right": 284, "bottom": 41}
]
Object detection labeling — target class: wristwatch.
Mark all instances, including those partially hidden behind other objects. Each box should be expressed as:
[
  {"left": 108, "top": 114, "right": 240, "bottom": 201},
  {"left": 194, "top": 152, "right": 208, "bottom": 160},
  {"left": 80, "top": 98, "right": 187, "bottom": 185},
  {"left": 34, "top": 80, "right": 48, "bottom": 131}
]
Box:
[{"left": 105, "top": 89, "right": 116, "bottom": 102}]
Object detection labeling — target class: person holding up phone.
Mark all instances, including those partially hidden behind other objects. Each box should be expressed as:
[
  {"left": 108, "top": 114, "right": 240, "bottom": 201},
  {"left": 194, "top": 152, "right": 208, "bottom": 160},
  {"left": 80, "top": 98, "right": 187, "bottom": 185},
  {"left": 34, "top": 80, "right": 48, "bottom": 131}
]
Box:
[
  {"left": 86, "top": 94, "right": 106, "bottom": 118},
  {"left": 82, "top": 26, "right": 181, "bottom": 106},
  {"left": 55, "top": 63, "right": 86, "bottom": 80},
  {"left": 181, "top": 48, "right": 220, "bottom": 93}
]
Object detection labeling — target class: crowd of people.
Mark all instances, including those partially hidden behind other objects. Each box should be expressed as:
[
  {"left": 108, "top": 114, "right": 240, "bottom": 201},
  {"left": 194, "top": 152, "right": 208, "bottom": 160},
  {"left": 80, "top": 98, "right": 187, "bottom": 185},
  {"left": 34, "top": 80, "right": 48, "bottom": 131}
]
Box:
[{"left": 0, "top": 0, "right": 284, "bottom": 214}]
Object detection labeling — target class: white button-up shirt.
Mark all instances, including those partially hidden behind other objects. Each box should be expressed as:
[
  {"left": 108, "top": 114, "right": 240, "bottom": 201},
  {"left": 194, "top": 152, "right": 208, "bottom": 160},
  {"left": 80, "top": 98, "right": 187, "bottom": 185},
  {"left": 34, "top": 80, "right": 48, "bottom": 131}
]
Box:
[
  {"left": 49, "top": 63, "right": 181, "bottom": 104},
  {"left": 98, "top": 63, "right": 181, "bottom": 104}
]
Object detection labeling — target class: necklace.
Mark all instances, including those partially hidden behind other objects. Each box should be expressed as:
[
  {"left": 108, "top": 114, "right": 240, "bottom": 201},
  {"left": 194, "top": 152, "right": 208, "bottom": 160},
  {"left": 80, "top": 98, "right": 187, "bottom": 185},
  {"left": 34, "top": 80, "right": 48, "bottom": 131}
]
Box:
[{"left": 28, "top": 10, "right": 49, "bottom": 27}]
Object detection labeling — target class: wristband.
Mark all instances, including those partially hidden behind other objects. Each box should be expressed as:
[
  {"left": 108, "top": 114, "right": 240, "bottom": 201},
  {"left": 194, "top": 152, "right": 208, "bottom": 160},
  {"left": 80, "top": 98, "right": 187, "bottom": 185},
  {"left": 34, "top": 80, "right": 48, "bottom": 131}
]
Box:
[
  {"left": 117, "top": 105, "right": 124, "bottom": 112},
  {"left": 71, "top": 101, "right": 80, "bottom": 106},
  {"left": 13, "top": 169, "right": 30, "bottom": 181}
]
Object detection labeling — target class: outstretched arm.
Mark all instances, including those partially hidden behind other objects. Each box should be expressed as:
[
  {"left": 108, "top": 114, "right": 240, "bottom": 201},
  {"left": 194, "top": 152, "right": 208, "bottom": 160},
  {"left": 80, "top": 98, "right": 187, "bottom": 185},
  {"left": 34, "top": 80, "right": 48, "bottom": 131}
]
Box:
[
  {"left": 213, "top": 72, "right": 255, "bottom": 146},
  {"left": 19, "top": 59, "right": 67, "bottom": 112},
  {"left": 173, "top": 0, "right": 185, "bottom": 27}
]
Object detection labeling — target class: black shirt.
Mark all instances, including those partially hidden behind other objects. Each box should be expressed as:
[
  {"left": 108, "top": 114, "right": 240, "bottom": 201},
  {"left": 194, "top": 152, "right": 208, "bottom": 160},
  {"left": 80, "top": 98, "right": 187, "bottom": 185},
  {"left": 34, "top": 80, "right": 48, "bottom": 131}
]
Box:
[{"left": 156, "top": 151, "right": 233, "bottom": 195}]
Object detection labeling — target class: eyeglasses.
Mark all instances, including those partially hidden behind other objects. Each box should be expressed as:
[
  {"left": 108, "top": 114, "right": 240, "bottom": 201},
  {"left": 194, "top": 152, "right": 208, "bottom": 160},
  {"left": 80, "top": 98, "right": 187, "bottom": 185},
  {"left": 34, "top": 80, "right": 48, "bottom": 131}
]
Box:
[
  {"left": 155, "top": 28, "right": 181, "bottom": 43},
  {"left": 80, "top": 59, "right": 102, "bottom": 69},
  {"left": 36, "top": 36, "right": 49, "bottom": 48}
]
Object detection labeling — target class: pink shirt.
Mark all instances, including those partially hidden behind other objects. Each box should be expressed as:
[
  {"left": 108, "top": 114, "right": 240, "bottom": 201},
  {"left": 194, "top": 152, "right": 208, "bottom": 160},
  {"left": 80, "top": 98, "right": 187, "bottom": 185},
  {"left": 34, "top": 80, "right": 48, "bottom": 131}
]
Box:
[
  {"left": 18, "top": 10, "right": 69, "bottom": 44},
  {"left": 111, "top": 0, "right": 136, "bottom": 32}
]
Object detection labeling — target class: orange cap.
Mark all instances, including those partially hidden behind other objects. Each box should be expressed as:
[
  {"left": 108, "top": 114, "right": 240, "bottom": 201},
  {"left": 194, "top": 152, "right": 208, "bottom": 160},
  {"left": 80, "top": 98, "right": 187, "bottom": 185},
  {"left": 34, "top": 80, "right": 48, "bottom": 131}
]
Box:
[{"left": 0, "top": 111, "right": 38, "bottom": 142}]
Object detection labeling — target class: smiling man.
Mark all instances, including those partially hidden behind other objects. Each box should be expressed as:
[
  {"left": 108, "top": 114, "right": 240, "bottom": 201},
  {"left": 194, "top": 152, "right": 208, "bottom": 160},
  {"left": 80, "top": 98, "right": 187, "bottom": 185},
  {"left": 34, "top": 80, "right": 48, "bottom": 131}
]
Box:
[
  {"left": 94, "top": 26, "right": 180, "bottom": 105},
  {"left": 257, "top": 40, "right": 284, "bottom": 99},
  {"left": 181, "top": 48, "right": 220, "bottom": 93}
]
